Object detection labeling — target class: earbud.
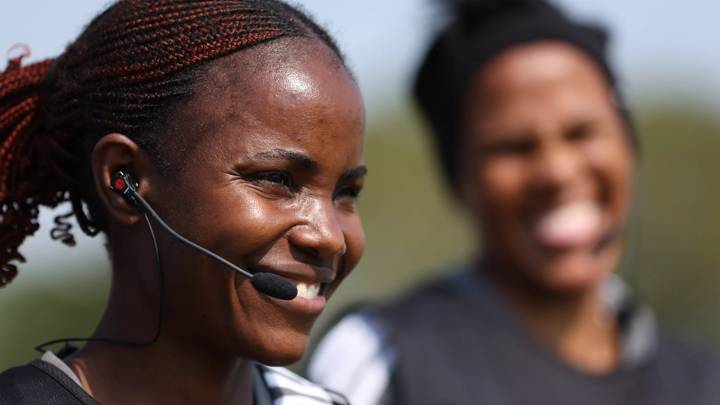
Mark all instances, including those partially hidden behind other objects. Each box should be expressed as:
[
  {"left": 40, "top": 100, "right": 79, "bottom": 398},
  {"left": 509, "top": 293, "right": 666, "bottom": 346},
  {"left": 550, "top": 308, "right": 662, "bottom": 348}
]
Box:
[{"left": 110, "top": 170, "right": 140, "bottom": 207}]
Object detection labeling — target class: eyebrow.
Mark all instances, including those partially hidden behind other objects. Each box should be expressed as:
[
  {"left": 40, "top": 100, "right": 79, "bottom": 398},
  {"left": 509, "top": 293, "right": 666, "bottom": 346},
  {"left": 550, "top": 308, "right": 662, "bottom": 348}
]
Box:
[
  {"left": 251, "top": 148, "right": 317, "bottom": 170},
  {"left": 249, "top": 148, "right": 366, "bottom": 179},
  {"left": 341, "top": 165, "right": 368, "bottom": 180}
]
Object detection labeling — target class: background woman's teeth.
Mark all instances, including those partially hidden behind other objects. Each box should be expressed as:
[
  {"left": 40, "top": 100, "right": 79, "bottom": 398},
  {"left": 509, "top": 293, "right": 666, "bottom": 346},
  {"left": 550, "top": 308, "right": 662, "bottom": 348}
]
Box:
[{"left": 534, "top": 201, "right": 603, "bottom": 248}]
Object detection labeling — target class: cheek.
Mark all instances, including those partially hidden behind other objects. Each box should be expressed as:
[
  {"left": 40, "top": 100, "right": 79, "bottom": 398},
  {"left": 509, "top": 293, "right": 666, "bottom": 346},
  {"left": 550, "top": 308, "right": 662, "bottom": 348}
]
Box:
[
  {"left": 197, "top": 187, "right": 294, "bottom": 256},
  {"left": 323, "top": 210, "right": 364, "bottom": 300},
  {"left": 160, "top": 186, "right": 294, "bottom": 320},
  {"left": 339, "top": 212, "right": 365, "bottom": 276},
  {"left": 466, "top": 158, "right": 528, "bottom": 221},
  {"left": 587, "top": 136, "right": 634, "bottom": 211}
]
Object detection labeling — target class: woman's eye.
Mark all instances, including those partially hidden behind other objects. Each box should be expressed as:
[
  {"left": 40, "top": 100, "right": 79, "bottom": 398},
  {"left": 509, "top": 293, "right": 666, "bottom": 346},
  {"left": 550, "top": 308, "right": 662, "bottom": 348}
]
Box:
[
  {"left": 566, "top": 121, "right": 597, "bottom": 142},
  {"left": 479, "top": 137, "right": 535, "bottom": 157},
  {"left": 247, "top": 172, "right": 294, "bottom": 190},
  {"left": 334, "top": 185, "right": 362, "bottom": 202}
]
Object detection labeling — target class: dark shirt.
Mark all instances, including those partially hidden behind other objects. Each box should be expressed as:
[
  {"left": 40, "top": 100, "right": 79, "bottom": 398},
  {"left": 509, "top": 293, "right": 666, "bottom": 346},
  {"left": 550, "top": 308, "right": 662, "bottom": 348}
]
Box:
[
  {"left": 0, "top": 360, "right": 97, "bottom": 405},
  {"left": 310, "top": 269, "right": 720, "bottom": 405}
]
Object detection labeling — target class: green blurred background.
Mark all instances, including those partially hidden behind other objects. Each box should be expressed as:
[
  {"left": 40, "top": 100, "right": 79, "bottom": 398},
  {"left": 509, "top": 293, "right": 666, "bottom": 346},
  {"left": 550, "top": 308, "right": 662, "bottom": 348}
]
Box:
[{"left": 1, "top": 101, "right": 719, "bottom": 369}]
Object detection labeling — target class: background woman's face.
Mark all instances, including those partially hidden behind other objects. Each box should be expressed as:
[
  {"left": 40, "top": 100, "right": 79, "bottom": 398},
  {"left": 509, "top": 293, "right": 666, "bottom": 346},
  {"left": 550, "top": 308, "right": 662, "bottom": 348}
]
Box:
[
  {"left": 459, "top": 42, "right": 633, "bottom": 293},
  {"left": 150, "top": 39, "right": 366, "bottom": 364}
]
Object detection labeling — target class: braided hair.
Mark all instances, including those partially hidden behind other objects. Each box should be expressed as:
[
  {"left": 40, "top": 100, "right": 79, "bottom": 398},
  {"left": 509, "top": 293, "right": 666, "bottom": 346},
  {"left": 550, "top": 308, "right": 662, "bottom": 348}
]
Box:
[
  {"left": 414, "top": 0, "right": 634, "bottom": 187},
  {"left": 0, "top": 0, "right": 347, "bottom": 287}
]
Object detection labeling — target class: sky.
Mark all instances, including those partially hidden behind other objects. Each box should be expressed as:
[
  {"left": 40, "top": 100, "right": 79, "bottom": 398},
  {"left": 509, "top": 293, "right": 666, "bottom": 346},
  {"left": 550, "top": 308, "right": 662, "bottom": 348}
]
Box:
[{"left": 2, "top": 0, "right": 719, "bottom": 279}]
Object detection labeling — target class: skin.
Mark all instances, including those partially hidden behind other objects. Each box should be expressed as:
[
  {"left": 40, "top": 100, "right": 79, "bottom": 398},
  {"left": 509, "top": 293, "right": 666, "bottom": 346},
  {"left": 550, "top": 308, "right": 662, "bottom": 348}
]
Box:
[
  {"left": 65, "top": 37, "right": 366, "bottom": 404},
  {"left": 457, "top": 41, "right": 634, "bottom": 373}
]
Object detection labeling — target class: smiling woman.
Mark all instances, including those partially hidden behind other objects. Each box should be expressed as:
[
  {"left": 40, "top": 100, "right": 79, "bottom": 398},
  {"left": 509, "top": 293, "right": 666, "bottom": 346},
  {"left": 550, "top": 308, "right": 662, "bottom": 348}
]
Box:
[
  {"left": 308, "top": 0, "right": 720, "bottom": 404},
  {"left": 0, "top": 1, "right": 364, "bottom": 404}
]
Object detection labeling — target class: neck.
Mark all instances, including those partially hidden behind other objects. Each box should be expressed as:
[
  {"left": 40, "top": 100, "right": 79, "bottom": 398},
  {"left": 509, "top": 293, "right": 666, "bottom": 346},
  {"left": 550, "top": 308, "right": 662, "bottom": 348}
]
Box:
[
  {"left": 482, "top": 260, "right": 619, "bottom": 374},
  {"left": 65, "top": 231, "right": 254, "bottom": 405},
  {"left": 67, "top": 339, "right": 253, "bottom": 405}
]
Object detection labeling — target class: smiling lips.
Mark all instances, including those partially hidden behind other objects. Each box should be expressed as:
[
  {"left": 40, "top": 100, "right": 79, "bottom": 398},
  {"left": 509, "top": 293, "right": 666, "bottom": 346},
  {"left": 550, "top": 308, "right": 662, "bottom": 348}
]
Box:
[
  {"left": 261, "top": 277, "right": 330, "bottom": 317},
  {"left": 248, "top": 263, "right": 333, "bottom": 299},
  {"left": 246, "top": 265, "right": 332, "bottom": 318},
  {"left": 532, "top": 200, "right": 604, "bottom": 249}
]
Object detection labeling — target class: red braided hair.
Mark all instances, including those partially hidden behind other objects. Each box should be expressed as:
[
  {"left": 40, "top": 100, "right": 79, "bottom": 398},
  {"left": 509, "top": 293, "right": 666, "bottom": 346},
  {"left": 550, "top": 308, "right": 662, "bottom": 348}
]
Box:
[{"left": 0, "top": 0, "right": 346, "bottom": 287}]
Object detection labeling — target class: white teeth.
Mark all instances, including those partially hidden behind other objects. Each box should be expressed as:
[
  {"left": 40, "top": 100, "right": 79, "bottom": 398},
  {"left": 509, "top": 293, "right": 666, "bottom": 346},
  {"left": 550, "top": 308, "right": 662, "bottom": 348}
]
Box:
[
  {"left": 533, "top": 201, "right": 604, "bottom": 248},
  {"left": 296, "top": 282, "right": 320, "bottom": 299}
]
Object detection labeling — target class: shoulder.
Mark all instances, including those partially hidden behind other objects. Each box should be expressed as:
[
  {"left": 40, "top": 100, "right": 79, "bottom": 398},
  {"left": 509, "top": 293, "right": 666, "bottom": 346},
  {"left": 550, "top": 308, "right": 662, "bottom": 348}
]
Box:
[
  {"left": 308, "top": 311, "right": 394, "bottom": 405},
  {"left": 652, "top": 332, "right": 720, "bottom": 398},
  {"left": 655, "top": 332, "right": 720, "bottom": 375},
  {"left": 258, "top": 364, "right": 349, "bottom": 405},
  {"left": 308, "top": 270, "right": 474, "bottom": 381},
  {"left": 0, "top": 364, "right": 37, "bottom": 405},
  {"left": 0, "top": 360, "right": 95, "bottom": 405},
  {"left": 374, "top": 270, "right": 478, "bottom": 331}
]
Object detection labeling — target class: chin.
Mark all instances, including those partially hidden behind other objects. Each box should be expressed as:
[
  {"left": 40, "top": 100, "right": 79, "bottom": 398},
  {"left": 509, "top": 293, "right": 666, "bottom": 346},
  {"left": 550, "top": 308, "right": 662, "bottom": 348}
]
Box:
[
  {"left": 524, "top": 249, "right": 620, "bottom": 295},
  {"left": 533, "top": 267, "right": 606, "bottom": 294},
  {"left": 255, "top": 350, "right": 305, "bottom": 367},
  {"left": 243, "top": 328, "right": 310, "bottom": 366}
]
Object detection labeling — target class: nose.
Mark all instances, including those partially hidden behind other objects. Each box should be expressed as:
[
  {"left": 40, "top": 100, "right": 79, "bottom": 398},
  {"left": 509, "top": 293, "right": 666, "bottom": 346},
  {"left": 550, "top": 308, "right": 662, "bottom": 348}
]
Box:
[
  {"left": 531, "top": 141, "right": 583, "bottom": 193},
  {"left": 288, "top": 198, "right": 346, "bottom": 261}
]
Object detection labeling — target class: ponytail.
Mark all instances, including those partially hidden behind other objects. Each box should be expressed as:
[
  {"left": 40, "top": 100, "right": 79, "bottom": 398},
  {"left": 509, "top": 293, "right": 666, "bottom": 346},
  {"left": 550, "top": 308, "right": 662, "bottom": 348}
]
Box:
[{"left": 0, "top": 48, "right": 73, "bottom": 287}]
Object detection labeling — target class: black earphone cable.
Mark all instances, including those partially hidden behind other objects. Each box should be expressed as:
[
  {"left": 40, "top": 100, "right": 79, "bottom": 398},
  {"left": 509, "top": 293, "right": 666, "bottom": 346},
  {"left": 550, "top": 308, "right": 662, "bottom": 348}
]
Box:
[
  {"left": 34, "top": 213, "right": 165, "bottom": 354},
  {"left": 131, "top": 190, "right": 256, "bottom": 280},
  {"left": 108, "top": 171, "right": 296, "bottom": 300}
]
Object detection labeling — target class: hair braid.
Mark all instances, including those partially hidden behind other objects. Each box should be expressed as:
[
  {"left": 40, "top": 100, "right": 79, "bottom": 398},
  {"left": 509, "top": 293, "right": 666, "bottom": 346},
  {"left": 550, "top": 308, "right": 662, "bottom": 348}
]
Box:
[
  {"left": 0, "top": 0, "right": 348, "bottom": 287},
  {"left": 0, "top": 54, "right": 69, "bottom": 286}
]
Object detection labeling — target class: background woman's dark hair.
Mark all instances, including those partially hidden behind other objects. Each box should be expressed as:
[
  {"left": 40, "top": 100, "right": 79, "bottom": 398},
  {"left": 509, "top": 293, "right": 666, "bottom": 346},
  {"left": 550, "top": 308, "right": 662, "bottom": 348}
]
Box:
[
  {"left": 0, "top": 0, "right": 347, "bottom": 287},
  {"left": 413, "top": 0, "right": 635, "bottom": 188}
]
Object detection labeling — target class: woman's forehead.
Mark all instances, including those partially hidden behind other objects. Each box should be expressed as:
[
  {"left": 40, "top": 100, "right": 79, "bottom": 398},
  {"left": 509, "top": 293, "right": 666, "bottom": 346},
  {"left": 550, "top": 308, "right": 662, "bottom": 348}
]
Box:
[
  {"left": 167, "top": 39, "right": 363, "bottom": 168},
  {"left": 187, "top": 38, "right": 355, "bottom": 117},
  {"left": 465, "top": 41, "right": 613, "bottom": 118},
  {"left": 475, "top": 42, "right": 610, "bottom": 98}
]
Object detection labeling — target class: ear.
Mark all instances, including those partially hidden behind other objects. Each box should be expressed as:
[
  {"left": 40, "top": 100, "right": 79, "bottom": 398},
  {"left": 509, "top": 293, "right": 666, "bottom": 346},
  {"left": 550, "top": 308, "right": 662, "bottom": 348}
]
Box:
[{"left": 91, "top": 133, "right": 156, "bottom": 226}]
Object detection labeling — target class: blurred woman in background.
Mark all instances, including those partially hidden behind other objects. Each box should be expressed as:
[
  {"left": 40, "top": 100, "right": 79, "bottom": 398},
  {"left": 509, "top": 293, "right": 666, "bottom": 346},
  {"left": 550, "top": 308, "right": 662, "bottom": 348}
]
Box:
[
  {"left": 0, "top": 1, "right": 366, "bottom": 403},
  {"left": 309, "top": 1, "right": 720, "bottom": 404}
]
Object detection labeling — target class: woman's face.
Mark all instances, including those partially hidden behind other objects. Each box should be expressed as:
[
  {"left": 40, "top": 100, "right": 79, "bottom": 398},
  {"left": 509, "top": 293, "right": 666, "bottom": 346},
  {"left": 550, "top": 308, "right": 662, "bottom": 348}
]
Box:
[
  {"left": 150, "top": 39, "right": 365, "bottom": 364},
  {"left": 458, "top": 42, "right": 633, "bottom": 293}
]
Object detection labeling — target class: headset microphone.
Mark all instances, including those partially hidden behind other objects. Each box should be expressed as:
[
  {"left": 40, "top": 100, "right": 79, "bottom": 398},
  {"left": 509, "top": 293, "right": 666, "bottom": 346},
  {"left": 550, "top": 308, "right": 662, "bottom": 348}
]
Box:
[
  {"left": 110, "top": 170, "right": 297, "bottom": 301},
  {"left": 33, "top": 170, "right": 297, "bottom": 354}
]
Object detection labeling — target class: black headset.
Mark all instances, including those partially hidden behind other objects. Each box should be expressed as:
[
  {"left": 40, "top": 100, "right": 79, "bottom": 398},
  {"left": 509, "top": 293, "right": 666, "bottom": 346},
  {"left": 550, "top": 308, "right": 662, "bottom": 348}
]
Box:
[{"left": 34, "top": 170, "right": 296, "bottom": 354}]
